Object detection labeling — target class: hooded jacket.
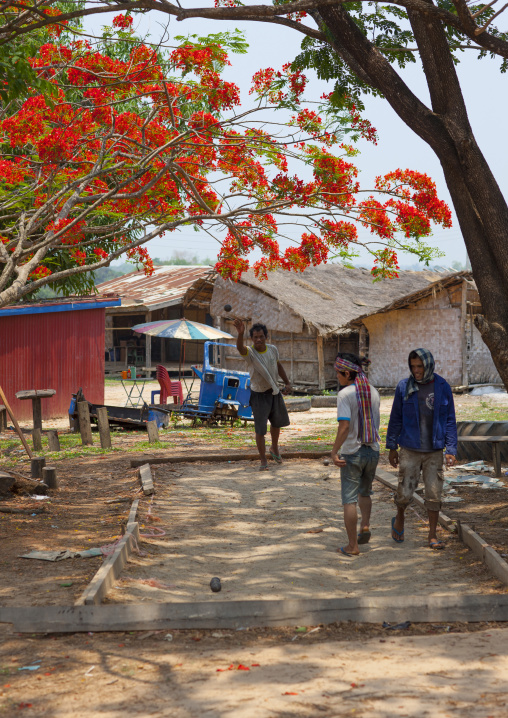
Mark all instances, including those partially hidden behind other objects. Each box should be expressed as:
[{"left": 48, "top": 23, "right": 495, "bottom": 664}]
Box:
[{"left": 386, "top": 374, "right": 457, "bottom": 454}]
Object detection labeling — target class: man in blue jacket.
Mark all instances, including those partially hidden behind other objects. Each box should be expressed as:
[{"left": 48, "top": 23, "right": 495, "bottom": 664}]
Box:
[{"left": 386, "top": 348, "right": 457, "bottom": 549}]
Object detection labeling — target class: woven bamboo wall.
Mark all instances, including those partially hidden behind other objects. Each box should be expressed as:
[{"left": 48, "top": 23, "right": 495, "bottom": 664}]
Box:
[{"left": 210, "top": 278, "right": 303, "bottom": 334}]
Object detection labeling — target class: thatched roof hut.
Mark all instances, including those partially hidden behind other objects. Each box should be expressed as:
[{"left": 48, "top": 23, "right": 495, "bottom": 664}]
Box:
[
  {"left": 343, "top": 270, "right": 501, "bottom": 388},
  {"left": 211, "top": 265, "right": 442, "bottom": 390},
  {"left": 211, "top": 264, "right": 440, "bottom": 336}
]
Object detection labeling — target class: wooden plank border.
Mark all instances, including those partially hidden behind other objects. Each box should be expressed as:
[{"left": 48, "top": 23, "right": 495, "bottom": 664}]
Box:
[
  {"left": 75, "top": 499, "right": 140, "bottom": 607},
  {"left": 458, "top": 522, "right": 508, "bottom": 585},
  {"left": 130, "top": 450, "right": 330, "bottom": 468},
  {"left": 2, "top": 594, "right": 508, "bottom": 633}
]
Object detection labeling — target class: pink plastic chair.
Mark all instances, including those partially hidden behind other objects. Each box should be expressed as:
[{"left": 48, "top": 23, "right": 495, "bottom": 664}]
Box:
[{"left": 153, "top": 365, "right": 184, "bottom": 405}]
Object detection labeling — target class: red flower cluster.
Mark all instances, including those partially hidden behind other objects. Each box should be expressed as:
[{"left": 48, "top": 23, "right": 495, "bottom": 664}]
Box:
[
  {"left": 250, "top": 62, "right": 306, "bottom": 104},
  {"left": 348, "top": 104, "right": 378, "bottom": 145},
  {"left": 0, "top": 36, "right": 452, "bottom": 295},
  {"left": 112, "top": 14, "right": 133, "bottom": 30}
]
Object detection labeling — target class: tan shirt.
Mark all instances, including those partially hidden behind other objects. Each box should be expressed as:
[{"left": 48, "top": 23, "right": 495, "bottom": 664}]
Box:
[{"left": 243, "top": 344, "right": 279, "bottom": 393}]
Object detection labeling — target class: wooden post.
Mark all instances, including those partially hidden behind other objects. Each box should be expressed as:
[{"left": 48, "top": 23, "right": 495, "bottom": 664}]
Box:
[
  {"left": 461, "top": 279, "right": 469, "bottom": 387},
  {"left": 42, "top": 466, "right": 58, "bottom": 490},
  {"left": 0, "top": 405, "right": 7, "bottom": 431},
  {"left": 290, "top": 333, "right": 294, "bottom": 384},
  {"left": 31, "top": 396, "right": 42, "bottom": 431},
  {"left": 0, "top": 385, "right": 33, "bottom": 459},
  {"left": 359, "top": 325, "right": 369, "bottom": 360},
  {"left": 493, "top": 444, "right": 502, "bottom": 479},
  {"left": 32, "top": 428, "right": 43, "bottom": 452},
  {"left": 216, "top": 317, "right": 223, "bottom": 367},
  {"left": 145, "top": 311, "right": 152, "bottom": 371},
  {"left": 96, "top": 407, "right": 112, "bottom": 449},
  {"left": 31, "top": 457, "right": 46, "bottom": 479},
  {"left": 77, "top": 401, "right": 93, "bottom": 446},
  {"left": 146, "top": 419, "right": 159, "bottom": 443},
  {"left": 47, "top": 430, "right": 61, "bottom": 452},
  {"left": 316, "top": 335, "right": 325, "bottom": 391}
]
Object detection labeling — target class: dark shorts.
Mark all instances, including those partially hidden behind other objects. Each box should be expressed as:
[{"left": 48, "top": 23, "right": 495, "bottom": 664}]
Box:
[
  {"left": 340, "top": 445, "right": 380, "bottom": 505},
  {"left": 249, "top": 389, "right": 290, "bottom": 435}
]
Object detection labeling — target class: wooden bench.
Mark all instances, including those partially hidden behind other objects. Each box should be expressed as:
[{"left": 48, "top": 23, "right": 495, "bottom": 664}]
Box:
[
  {"left": 457, "top": 435, "right": 508, "bottom": 478},
  {"left": 15, "top": 390, "right": 56, "bottom": 431}
]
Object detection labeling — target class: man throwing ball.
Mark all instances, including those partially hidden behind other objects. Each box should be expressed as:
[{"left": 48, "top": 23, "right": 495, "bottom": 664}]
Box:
[{"left": 234, "top": 319, "right": 291, "bottom": 471}]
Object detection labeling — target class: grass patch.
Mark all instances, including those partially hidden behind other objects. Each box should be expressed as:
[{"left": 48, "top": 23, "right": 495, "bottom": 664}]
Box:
[
  {"left": 454, "top": 398, "right": 508, "bottom": 422},
  {"left": 3, "top": 394, "right": 508, "bottom": 470}
]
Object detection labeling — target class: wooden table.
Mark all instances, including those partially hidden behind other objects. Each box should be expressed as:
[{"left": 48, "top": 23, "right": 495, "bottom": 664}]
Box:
[
  {"left": 15, "top": 390, "right": 56, "bottom": 430},
  {"left": 457, "top": 435, "right": 508, "bottom": 478}
]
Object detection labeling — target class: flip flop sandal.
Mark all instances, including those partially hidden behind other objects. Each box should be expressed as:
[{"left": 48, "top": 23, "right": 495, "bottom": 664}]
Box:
[
  {"left": 391, "top": 517, "right": 404, "bottom": 543},
  {"left": 357, "top": 530, "right": 371, "bottom": 545},
  {"left": 337, "top": 546, "right": 357, "bottom": 557},
  {"left": 259, "top": 464, "right": 270, "bottom": 472},
  {"left": 269, "top": 450, "right": 282, "bottom": 464},
  {"left": 429, "top": 540, "right": 445, "bottom": 550}
]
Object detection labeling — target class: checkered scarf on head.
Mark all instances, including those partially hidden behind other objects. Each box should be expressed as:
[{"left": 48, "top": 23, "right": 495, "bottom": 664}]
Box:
[
  {"left": 405, "top": 348, "right": 435, "bottom": 400},
  {"left": 334, "top": 356, "right": 379, "bottom": 443}
]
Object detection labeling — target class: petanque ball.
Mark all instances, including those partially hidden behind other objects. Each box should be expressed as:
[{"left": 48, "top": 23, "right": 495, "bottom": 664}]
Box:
[
  {"left": 224, "top": 304, "right": 232, "bottom": 313},
  {"left": 210, "top": 577, "right": 222, "bottom": 593},
  {"left": 323, "top": 458, "right": 330, "bottom": 466}
]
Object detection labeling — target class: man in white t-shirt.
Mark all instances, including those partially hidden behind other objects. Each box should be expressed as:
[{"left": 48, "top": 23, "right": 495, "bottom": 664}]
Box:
[
  {"left": 234, "top": 319, "right": 291, "bottom": 470},
  {"left": 331, "top": 352, "right": 381, "bottom": 556}
]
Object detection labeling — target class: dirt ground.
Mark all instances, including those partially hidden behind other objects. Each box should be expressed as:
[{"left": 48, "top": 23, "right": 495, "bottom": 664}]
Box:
[
  {"left": 1, "top": 394, "right": 507, "bottom": 608},
  {"left": 1, "top": 454, "right": 503, "bottom": 608},
  {"left": 1, "top": 391, "right": 508, "bottom": 716},
  {"left": 2, "top": 622, "right": 508, "bottom": 717},
  {"left": 1, "top": 450, "right": 507, "bottom": 717},
  {"left": 441, "top": 486, "right": 508, "bottom": 556},
  {"left": 106, "top": 459, "right": 498, "bottom": 605}
]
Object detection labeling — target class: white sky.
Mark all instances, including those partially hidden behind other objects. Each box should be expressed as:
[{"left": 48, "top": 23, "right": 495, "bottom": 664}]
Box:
[{"left": 86, "top": 7, "right": 507, "bottom": 269}]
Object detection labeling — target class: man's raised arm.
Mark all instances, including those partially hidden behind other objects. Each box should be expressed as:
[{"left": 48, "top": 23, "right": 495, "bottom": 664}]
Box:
[{"left": 233, "top": 319, "right": 248, "bottom": 356}]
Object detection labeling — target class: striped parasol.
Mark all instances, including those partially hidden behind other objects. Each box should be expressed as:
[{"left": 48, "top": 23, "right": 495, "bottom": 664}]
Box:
[{"left": 131, "top": 318, "right": 233, "bottom": 340}]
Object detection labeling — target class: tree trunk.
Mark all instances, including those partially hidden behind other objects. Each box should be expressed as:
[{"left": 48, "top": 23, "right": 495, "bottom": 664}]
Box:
[{"left": 314, "top": 3, "right": 508, "bottom": 387}]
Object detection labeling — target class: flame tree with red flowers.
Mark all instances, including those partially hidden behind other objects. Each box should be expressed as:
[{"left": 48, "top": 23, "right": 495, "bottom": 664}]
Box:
[{"left": 0, "top": 17, "right": 451, "bottom": 307}]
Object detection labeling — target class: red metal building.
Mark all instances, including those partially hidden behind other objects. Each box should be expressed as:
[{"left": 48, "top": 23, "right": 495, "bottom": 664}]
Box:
[{"left": 0, "top": 296, "right": 120, "bottom": 422}]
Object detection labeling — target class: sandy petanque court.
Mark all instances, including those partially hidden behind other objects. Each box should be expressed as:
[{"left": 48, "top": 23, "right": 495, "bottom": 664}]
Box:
[{"left": 106, "top": 458, "right": 488, "bottom": 605}]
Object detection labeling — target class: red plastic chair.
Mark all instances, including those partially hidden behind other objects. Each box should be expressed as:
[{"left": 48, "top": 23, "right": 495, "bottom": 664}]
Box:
[{"left": 154, "top": 365, "right": 184, "bottom": 405}]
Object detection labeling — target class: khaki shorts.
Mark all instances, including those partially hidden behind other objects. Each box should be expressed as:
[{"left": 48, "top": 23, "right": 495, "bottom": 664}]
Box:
[{"left": 395, "top": 447, "right": 444, "bottom": 512}]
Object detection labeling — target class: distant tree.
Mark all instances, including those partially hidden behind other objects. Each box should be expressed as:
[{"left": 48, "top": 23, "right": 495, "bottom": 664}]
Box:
[
  {"left": 93, "top": 265, "right": 131, "bottom": 284},
  {"left": 153, "top": 251, "right": 213, "bottom": 266}
]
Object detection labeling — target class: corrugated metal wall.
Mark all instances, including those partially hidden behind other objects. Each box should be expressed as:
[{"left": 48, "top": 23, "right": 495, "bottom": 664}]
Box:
[{"left": 0, "top": 308, "right": 105, "bottom": 421}]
